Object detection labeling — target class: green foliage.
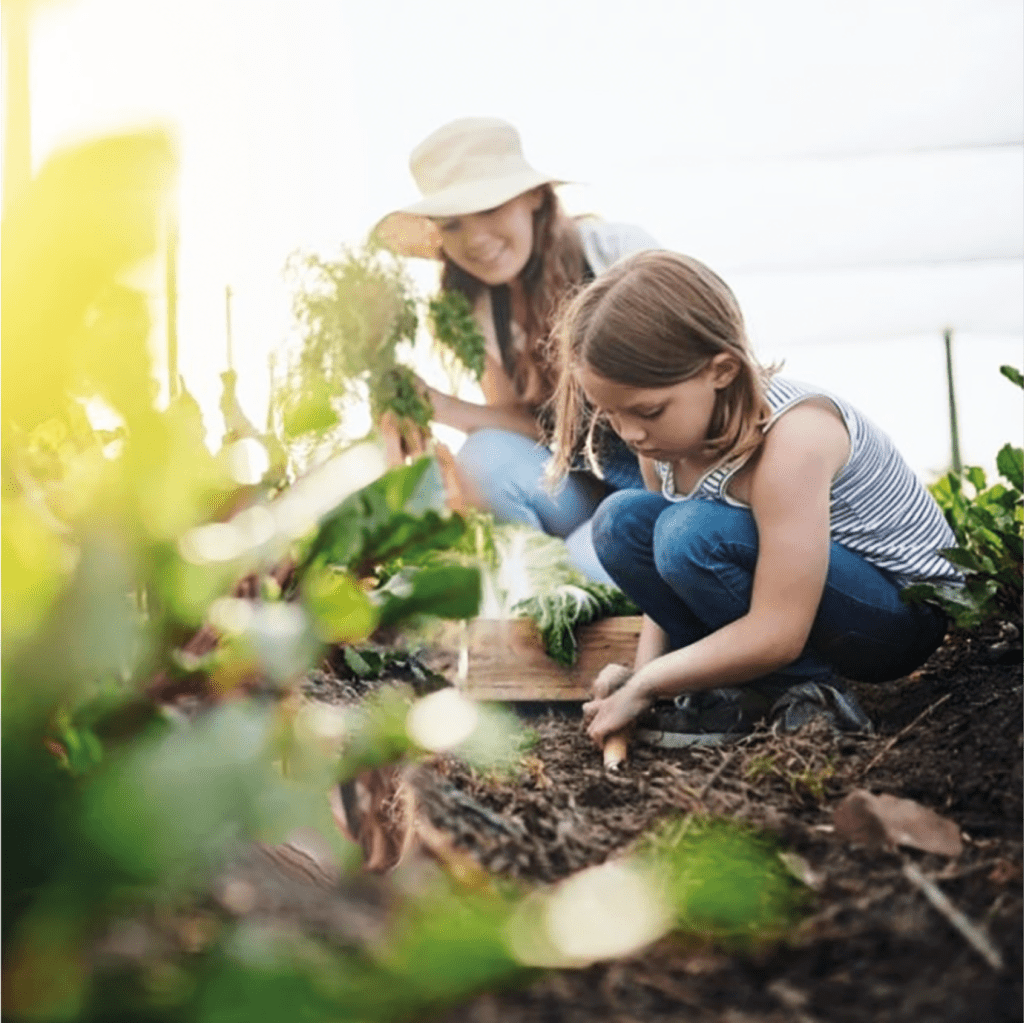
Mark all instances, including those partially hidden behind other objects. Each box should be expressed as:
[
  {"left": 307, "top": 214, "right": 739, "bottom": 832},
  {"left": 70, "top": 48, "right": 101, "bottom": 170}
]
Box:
[
  {"left": 276, "top": 250, "right": 488, "bottom": 477},
  {"left": 514, "top": 583, "right": 639, "bottom": 666},
  {"left": 374, "top": 364, "right": 433, "bottom": 427},
  {"left": 635, "top": 816, "right": 810, "bottom": 942},
  {"left": 1, "top": 129, "right": 809, "bottom": 1023},
  {"left": 903, "top": 367, "right": 1023, "bottom": 628},
  {"left": 1000, "top": 364, "right": 1024, "bottom": 389},
  {"left": 280, "top": 246, "right": 420, "bottom": 444},
  {"left": 293, "top": 457, "right": 481, "bottom": 628},
  {"left": 744, "top": 752, "right": 837, "bottom": 803},
  {"left": 428, "top": 290, "right": 487, "bottom": 382}
]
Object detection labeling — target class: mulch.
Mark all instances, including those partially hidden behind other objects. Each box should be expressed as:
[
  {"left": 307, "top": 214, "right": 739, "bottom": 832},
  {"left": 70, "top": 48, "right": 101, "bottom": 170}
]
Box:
[{"left": 303, "top": 618, "right": 1022, "bottom": 1023}]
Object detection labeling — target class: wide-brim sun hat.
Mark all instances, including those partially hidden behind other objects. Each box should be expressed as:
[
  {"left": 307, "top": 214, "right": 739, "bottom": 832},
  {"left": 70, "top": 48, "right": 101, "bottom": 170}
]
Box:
[{"left": 373, "top": 117, "right": 565, "bottom": 260}]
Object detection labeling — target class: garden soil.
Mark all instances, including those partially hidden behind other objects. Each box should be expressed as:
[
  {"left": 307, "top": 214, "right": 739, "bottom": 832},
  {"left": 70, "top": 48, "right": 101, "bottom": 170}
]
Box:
[{"left": 295, "top": 618, "right": 1023, "bottom": 1023}]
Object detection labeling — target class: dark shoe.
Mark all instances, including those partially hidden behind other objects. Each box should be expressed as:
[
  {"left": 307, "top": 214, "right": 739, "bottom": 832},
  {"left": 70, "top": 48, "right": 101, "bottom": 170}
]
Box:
[
  {"left": 769, "top": 678, "right": 874, "bottom": 734},
  {"left": 635, "top": 688, "right": 762, "bottom": 748}
]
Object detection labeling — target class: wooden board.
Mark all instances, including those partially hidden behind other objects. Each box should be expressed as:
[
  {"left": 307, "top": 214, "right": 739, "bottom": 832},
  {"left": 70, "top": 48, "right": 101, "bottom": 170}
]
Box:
[{"left": 432, "top": 616, "right": 643, "bottom": 702}]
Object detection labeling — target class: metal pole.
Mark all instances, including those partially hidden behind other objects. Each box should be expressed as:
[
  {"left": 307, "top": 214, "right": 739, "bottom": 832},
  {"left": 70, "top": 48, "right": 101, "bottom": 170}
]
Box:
[
  {"left": 3, "top": 1, "right": 32, "bottom": 212},
  {"left": 225, "top": 285, "right": 234, "bottom": 370},
  {"left": 943, "top": 328, "right": 962, "bottom": 476},
  {"left": 166, "top": 208, "right": 180, "bottom": 400}
]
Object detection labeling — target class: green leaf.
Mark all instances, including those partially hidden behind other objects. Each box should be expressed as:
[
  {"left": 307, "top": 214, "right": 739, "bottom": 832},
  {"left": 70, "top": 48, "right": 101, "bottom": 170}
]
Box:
[
  {"left": 965, "top": 465, "right": 987, "bottom": 492},
  {"left": 2, "top": 130, "right": 176, "bottom": 437},
  {"left": 302, "top": 566, "right": 378, "bottom": 643},
  {"left": 280, "top": 380, "right": 341, "bottom": 438},
  {"left": 82, "top": 705, "right": 276, "bottom": 879},
  {"left": 342, "top": 645, "right": 375, "bottom": 678},
  {"left": 999, "top": 364, "right": 1024, "bottom": 389},
  {"left": 996, "top": 443, "right": 1024, "bottom": 492},
  {"left": 514, "top": 582, "right": 639, "bottom": 666},
  {"left": 636, "top": 817, "right": 807, "bottom": 939},
  {"left": 939, "top": 547, "right": 988, "bottom": 573},
  {"left": 375, "top": 564, "right": 481, "bottom": 627},
  {"left": 428, "top": 290, "right": 487, "bottom": 382},
  {"left": 335, "top": 686, "right": 416, "bottom": 780}
]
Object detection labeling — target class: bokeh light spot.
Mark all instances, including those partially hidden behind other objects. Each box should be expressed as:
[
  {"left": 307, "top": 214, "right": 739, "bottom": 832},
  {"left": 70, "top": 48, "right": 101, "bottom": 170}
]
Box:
[{"left": 406, "top": 687, "right": 479, "bottom": 752}]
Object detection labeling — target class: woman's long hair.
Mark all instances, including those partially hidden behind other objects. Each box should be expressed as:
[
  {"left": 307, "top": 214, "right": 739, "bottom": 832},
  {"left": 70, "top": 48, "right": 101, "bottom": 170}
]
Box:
[
  {"left": 440, "top": 185, "right": 587, "bottom": 406},
  {"left": 548, "top": 250, "right": 776, "bottom": 482}
]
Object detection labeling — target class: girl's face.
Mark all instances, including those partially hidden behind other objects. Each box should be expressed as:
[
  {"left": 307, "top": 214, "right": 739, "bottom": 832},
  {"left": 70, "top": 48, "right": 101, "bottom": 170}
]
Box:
[
  {"left": 435, "top": 189, "right": 543, "bottom": 286},
  {"left": 578, "top": 355, "right": 739, "bottom": 464}
]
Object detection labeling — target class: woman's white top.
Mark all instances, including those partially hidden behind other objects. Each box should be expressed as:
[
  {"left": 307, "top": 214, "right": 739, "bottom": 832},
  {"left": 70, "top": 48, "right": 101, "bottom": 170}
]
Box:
[{"left": 654, "top": 376, "right": 961, "bottom": 588}]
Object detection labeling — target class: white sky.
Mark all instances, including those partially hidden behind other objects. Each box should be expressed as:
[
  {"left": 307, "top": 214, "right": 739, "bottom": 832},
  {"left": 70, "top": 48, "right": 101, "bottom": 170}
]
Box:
[{"left": 12, "top": 0, "right": 1024, "bottom": 478}]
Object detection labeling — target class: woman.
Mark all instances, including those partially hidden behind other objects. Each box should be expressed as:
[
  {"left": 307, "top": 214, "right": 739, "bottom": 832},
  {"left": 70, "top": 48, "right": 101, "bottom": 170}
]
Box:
[{"left": 374, "top": 117, "right": 657, "bottom": 582}]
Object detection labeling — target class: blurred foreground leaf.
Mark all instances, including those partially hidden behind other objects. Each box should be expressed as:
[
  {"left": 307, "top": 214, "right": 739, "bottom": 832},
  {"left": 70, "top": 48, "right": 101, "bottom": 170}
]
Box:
[{"left": 2, "top": 129, "right": 176, "bottom": 437}]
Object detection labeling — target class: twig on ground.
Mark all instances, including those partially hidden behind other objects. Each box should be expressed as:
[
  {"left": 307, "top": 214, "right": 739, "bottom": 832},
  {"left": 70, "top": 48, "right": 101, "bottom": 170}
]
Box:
[
  {"left": 697, "top": 749, "right": 736, "bottom": 802},
  {"left": 902, "top": 859, "right": 1004, "bottom": 971},
  {"left": 860, "top": 693, "right": 952, "bottom": 778}
]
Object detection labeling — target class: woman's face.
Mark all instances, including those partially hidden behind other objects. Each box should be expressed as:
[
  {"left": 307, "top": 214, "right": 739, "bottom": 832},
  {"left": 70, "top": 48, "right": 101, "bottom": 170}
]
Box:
[{"left": 435, "top": 189, "right": 543, "bottom": 286}]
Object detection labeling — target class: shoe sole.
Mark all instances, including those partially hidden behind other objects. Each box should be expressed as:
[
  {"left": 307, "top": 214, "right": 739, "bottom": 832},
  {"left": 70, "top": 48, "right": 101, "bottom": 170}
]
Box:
[{"left": 635, "top": 728, "right": 739, "bottom": 749}]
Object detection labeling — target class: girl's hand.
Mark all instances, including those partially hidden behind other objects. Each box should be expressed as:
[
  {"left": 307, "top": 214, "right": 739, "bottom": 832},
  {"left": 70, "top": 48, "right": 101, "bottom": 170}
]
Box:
[
  {"left": 591, "top": 662, "right": 633, "bottom": 699},
  {"left": 582, "top": 681, "right": 652, "bottom": 747}
]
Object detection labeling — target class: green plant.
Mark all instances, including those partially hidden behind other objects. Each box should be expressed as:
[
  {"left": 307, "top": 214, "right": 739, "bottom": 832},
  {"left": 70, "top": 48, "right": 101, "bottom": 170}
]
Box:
[
  {"left": 427, "top": 289, "right": 487, "bottom": 383},
  {"left": 276, "top": 246, "right": 423, "bottom": 453},
  {"left": 2, "top": 128, "right": 810, "bottom": 1023},
  {"left": 903, "top": 366, "right": 1023, "bottom": 628},
  {"left": 514, "top": 582, "right": 639, "bottom": 667},
  {"left": 744, "top": 753, "right": 836, "bottom": 803},
  {"left": 276, "top": 251, "right": 487, "bottom": 477}
]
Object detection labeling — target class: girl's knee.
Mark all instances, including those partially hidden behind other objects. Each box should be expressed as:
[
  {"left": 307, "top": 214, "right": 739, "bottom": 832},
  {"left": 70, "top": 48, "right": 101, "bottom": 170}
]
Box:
[
  {"left": 591, "top": 490, "right": 662, "bottom": 554},
  {"left": 652, "top": 500, "right": 757, "bottom": 575}
]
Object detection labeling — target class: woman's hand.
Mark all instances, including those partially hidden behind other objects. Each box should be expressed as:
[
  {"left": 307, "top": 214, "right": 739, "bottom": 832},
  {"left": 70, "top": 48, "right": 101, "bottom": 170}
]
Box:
[
  {"left": 582, "top": 680, "right": 652, "bottom": 747},
  {"left": 379, "top": 409, "right": 430, "bottom": 467}
]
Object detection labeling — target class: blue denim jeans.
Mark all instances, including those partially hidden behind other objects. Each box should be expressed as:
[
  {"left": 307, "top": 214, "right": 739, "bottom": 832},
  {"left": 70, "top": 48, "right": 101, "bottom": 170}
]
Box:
[
  {"left": 455, "top": 429, "right": 644, "bottom": 584},
  {"left": 591, "top": 490, "right": 947, "bottom": 694}
]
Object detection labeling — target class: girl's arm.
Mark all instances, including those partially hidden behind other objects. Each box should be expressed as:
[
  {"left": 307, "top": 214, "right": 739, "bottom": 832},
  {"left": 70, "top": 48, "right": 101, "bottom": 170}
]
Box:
[
  {"left": 584, "top": 402, "right": 850, "bottom": 744},
  {"left": 587, "top": 456, "right": 667, "bottom": 699}
]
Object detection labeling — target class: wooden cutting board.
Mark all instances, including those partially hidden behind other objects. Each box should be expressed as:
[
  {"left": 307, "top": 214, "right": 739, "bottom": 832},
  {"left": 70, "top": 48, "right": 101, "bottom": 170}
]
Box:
[{"left": 429, "top": 616, "right": 643, "bottom": 702}]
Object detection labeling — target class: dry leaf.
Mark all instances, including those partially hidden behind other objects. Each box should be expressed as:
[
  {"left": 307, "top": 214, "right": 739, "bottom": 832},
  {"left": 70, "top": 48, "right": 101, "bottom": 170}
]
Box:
[{"left": 833, "top": 788, "right": 963, "bottom": 857}]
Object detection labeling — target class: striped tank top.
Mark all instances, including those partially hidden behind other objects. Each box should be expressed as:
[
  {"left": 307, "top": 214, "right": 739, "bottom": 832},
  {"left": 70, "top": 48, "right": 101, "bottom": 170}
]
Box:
[{"left": 654, "top": 377, "right": 961, "bottom": 588}]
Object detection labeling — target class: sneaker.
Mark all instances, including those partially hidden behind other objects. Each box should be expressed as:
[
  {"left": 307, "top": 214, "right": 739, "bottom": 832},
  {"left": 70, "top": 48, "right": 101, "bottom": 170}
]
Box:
[
  {"left": 769, "top": 677, "right": 874, "bottom": 734},
  {"left": 635, "top": 688, "right": 764, "bottom": 748}
]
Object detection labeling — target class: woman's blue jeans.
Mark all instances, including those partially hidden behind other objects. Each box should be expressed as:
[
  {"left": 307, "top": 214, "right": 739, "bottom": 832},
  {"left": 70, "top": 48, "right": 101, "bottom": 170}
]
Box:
[
  {"left": 456, "top": 429, "right": 643, "bottom": 584},
  {"left": 591, "top": 490, "right": 947, "bottom": 694}
]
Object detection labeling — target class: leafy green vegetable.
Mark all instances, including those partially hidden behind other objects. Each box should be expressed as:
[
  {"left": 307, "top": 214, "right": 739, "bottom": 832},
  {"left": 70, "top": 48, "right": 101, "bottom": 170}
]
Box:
[
  {"left": 373, "top": 364, "right": 433, "bottom": 428},
  {"left": 276, "top": 250, "right": 487, "bottom": 479},
  {"left": 903, "top": 367, "right": 1023, "bottom": 628},
  {"left": 514, "top": 582, "right": 638, "bottom": 667},
  {"left": 428, "top": 290, "right": 487, "bottom": 382}
]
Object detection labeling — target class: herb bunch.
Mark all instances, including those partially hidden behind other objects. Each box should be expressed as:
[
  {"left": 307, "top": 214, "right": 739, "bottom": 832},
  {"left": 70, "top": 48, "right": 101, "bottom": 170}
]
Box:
[{"left": 428, "top": 290, "right": 487, "bottom": 382}]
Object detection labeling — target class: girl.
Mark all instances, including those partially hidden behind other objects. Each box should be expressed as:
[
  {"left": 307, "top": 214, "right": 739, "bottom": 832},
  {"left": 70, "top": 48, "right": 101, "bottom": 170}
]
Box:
[
  {"left": 548, "top": 250, "right": 958, "bottom": 743},
  {"left": 374, "top": 117, "right": 657, "bottom": 582}
]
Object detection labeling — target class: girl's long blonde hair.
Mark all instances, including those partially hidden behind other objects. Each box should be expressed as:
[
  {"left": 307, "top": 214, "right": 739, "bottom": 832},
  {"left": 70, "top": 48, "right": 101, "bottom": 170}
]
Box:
[
  {"left": 440, "top": 185, "right": 588, "bottom": 406},
  {"left": 547, "top": 250, "right": 776, "bottom": 481}
]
